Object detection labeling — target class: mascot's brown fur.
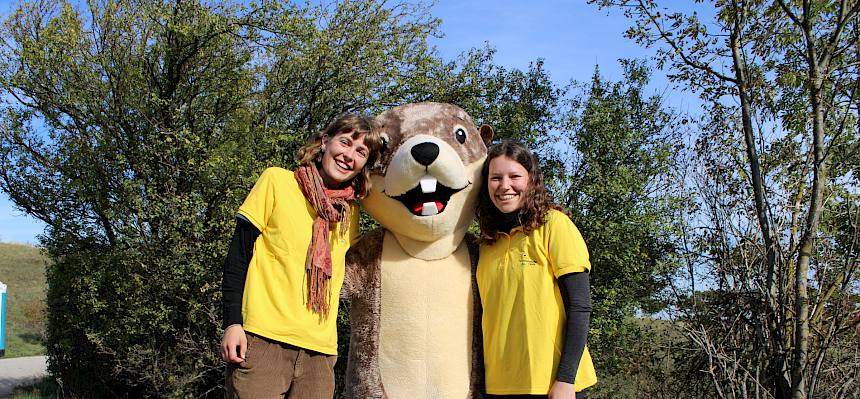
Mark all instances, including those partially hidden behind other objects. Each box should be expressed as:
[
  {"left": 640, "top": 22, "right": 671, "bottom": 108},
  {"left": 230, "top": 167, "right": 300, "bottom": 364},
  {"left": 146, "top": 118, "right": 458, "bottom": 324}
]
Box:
[{"left": 342, "top": 103, "right": 493, "bottom": 399}]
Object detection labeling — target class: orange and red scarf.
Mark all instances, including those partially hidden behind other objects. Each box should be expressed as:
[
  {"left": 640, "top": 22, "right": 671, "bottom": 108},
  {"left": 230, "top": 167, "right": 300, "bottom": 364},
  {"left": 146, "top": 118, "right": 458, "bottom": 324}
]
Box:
[{"left": 295, "top": 164, "right": 354, "bottom": 319}]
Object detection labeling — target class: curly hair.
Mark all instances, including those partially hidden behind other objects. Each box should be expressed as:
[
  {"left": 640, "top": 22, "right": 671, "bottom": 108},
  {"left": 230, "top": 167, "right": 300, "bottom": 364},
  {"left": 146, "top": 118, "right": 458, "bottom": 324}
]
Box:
[
  {"left": 295, "top": 113, "right": 384, "bottom": 198},
  {"left": 477, "top": 140, "right": 561, "bottom": 245}
]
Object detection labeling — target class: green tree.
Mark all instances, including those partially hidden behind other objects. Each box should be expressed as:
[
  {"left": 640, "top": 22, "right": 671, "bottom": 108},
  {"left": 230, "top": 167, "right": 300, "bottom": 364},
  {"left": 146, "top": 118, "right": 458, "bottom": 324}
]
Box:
[
  {"left": 591, "top": 1, "right": 860, "bottom": 397},
  {"left": 554, "top": 62, "right": 686, "bottom": 396},
  {"left": 0, "top": 0, "right": 262, "bottom": 395}
]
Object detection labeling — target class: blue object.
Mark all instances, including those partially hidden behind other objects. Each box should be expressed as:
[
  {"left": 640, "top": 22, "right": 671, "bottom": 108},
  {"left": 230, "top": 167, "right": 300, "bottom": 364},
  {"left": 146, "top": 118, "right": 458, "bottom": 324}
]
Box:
[{"left": 0, "top": 281, "right": 6, "bottom": 357}]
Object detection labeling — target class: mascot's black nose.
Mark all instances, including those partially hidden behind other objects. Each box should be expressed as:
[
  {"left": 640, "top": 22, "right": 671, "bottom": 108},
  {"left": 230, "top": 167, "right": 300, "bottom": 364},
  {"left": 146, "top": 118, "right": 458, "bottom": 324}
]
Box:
[{"left": 411, "top": 142, "right": 439, "bottom": 166}]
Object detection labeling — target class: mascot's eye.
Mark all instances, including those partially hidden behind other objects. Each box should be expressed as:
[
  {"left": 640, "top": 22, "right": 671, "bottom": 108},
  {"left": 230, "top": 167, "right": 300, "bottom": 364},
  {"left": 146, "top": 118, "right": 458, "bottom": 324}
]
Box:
[
  {"left": 380, "top": 133, "right": 390, "bottom": 148},
  {"left": 454, "top": 127, "right": 467, "bottom": 144}
]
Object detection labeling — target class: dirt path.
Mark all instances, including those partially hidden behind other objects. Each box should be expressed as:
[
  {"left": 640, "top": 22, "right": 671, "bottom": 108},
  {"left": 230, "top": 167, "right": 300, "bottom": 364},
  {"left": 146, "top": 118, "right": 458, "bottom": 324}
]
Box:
[{"left": 0, "top": 356, "right": 48, "bottom": 398}]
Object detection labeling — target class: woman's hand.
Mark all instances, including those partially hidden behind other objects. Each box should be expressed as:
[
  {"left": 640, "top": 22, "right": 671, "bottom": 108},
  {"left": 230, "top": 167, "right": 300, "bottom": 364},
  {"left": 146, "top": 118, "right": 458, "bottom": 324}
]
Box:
[
  {"left": 220, "top": 324, "right": 247, "bottom": 363},
  {"left": 548, "top": 380, "right": 577, "bottom": 399}
]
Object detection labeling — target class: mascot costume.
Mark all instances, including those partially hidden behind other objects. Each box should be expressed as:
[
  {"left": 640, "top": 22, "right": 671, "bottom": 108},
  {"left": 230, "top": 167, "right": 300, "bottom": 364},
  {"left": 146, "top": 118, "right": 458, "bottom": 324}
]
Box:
[{"left": 342, "top": 103, "right": 493, "bottom": 399}]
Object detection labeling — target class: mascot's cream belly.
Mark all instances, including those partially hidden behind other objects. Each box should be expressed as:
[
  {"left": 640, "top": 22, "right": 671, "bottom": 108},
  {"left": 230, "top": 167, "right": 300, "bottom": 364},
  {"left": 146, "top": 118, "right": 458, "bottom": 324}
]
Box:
[{"left": 379, "top": 231, "right": 473, "bottom": 399}]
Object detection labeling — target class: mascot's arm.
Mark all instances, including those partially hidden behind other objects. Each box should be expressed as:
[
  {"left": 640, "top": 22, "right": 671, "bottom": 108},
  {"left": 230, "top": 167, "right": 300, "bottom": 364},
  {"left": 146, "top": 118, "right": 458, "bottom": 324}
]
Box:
[{"left": 342, "top": 228, "right": 386, "bottom": 300}]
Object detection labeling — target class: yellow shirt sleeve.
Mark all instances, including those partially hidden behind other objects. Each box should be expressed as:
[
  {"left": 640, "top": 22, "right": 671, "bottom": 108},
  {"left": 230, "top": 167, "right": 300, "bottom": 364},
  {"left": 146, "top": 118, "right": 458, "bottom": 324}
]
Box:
[
  {"left": 237, "top": 167, "right": 281, "bottom": 232},
  {"left": 546, "top": 210, "right": 591, "bottom": 277}
]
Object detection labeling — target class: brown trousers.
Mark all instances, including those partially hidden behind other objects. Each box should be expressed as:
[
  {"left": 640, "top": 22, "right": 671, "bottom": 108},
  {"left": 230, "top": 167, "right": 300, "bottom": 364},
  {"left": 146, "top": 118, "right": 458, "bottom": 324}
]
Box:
[
  {"left": 226, "top": 332, "right": 337, "bottom": 399},
  {"left": 488, "top": 393, "right": 587, "bottom": 399}
]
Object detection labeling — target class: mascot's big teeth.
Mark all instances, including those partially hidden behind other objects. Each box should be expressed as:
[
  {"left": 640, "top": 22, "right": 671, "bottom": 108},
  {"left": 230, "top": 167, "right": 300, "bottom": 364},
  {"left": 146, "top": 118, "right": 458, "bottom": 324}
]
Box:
[{"left": 419, "top": 175, "right": 437, "bottom": 194}]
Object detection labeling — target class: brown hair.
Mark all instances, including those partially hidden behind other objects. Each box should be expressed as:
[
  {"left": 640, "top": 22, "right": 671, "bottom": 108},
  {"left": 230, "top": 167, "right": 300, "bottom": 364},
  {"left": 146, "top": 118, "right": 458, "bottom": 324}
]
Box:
[
  {"left": 295, "top": 113, "right": 384, "bottom": 198},
  {"left": 477, "top": 140, "right": 561, "bottom": 245}
]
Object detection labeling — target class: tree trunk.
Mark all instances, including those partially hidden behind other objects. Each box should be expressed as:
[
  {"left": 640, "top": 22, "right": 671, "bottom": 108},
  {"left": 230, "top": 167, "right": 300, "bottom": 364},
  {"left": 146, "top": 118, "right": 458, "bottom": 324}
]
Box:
[
  {"left": 791, "top": 70, "right": 828, "bottom": 399},
  {"left": 729, "top": 25, "right": 789, "bottom": 399}
]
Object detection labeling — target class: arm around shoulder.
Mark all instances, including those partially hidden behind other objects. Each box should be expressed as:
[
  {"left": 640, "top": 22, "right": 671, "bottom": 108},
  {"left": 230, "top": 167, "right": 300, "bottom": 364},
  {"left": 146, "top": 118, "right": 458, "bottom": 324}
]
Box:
[{"left": 342, "top": 228, "right": 385, "bottom": 300}]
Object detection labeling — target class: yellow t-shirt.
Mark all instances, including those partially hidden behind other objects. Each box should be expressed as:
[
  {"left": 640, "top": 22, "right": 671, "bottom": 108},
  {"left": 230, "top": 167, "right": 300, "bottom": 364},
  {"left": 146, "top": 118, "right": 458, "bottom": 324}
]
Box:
[
  {"left": 477, "top": 209, "right": 598, "bottom": 394},
  {"left": 238, "top": 167, "right": 358, "bottom": 355}
]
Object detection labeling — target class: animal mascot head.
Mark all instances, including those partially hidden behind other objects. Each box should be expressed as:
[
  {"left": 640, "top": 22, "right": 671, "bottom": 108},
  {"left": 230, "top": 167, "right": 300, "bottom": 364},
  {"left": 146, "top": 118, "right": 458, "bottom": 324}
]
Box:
[
  {"left": 363, "top": 102, "right": 494, "bottom": 258},
  {"left": 343, "top": 102, "right": 493, "bottom": 399}
]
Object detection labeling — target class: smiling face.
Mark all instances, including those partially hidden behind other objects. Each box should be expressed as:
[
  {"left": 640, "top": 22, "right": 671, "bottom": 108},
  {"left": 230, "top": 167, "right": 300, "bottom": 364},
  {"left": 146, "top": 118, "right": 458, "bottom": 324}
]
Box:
[
  {"left": 319, "top": 132, "right": 370, "bottom": 188},
  {"left": 487, "top": 155, "right": 530, "bottom": 214}
]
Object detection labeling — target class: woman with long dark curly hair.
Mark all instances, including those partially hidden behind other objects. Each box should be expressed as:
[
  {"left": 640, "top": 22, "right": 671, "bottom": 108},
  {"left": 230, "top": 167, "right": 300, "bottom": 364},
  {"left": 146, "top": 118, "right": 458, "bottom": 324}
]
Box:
[{"left": 476, "top": 140, "right": 597, "bottom": 399}]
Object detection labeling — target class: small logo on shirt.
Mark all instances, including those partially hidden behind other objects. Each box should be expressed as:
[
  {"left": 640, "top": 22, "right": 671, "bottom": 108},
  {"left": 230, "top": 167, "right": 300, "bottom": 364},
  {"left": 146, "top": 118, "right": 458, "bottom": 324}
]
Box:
[{"left": 519, "top": 252, "right": 537, "bottom": 267}]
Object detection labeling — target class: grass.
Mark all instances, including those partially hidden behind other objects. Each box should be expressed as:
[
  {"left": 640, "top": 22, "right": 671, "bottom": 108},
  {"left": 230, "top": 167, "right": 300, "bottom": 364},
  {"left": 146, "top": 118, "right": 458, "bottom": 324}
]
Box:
[
  {"left": 10, "top": 377, "right": 59, "bottom": 399},
  {"left": 0, "top": 242, "right": 48, "bottom": 358}
]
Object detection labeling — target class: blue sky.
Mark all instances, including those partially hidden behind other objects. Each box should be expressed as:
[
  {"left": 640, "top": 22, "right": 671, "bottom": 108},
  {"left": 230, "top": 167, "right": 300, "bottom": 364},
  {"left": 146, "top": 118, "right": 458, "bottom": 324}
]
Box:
[
  {"left": 0, "top": 0, "right": 702, "bottom": 244},
  {"left": 433, "top": 1, "right": 646, "bottom": 83}
]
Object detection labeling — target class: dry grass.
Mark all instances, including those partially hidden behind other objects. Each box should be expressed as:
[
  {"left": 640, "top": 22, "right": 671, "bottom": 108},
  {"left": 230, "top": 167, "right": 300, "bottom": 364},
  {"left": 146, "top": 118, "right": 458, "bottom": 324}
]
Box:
[{"left": 0, "top": 242, "right": 48, "bottom": 358}]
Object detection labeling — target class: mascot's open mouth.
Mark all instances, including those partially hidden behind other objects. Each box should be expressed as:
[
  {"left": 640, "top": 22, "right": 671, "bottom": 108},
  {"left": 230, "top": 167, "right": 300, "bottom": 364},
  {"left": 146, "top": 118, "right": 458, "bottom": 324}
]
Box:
[{"left": 391, "top": 175, "right": 465, "bottom": 216}]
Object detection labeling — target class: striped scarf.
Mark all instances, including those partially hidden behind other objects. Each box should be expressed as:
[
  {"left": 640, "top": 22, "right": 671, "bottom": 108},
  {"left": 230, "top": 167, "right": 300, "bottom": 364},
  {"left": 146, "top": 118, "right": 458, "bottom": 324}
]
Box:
[{"left": 295, "top": 164, "right": 355, "bottom": 319}]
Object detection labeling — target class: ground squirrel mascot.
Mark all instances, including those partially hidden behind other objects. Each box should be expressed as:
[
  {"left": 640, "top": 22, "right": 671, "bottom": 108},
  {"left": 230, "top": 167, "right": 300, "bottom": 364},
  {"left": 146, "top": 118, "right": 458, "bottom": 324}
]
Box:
[{"left": 342, "top": 103, "right": 493, "bottom": 399}]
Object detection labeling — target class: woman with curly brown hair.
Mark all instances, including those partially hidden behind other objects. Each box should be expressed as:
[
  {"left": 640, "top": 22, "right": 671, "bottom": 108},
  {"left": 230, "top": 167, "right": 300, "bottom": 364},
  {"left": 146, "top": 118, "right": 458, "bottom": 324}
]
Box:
[
  {"left": 476, "top": 140, "right": 597, "bottom": 399},
  {"left": 220, "top": 113, "right": 384, "bottom": 398}
]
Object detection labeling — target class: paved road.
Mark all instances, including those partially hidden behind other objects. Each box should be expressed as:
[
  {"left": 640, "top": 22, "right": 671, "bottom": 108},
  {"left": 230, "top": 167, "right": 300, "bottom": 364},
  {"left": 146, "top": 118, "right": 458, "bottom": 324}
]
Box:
[{"left": 0, "top": 356, "right": 48, "bottom": 398}]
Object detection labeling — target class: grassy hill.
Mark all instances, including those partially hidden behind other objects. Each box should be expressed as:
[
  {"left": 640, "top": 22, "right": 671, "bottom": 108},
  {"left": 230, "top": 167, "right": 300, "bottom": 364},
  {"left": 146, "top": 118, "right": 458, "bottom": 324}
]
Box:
[{"left": 0, "top": 242, "right": 47, "bottom": 358}]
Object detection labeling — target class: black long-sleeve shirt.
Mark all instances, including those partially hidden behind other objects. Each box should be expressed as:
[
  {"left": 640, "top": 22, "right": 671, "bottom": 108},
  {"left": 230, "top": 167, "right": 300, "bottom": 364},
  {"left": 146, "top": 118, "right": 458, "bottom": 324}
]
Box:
[
  {"left": 221, "top": 216, "right": 260, "bottom": 328},
  {"left": 556, "top": 271, "right": 592, "bottom": 384}
]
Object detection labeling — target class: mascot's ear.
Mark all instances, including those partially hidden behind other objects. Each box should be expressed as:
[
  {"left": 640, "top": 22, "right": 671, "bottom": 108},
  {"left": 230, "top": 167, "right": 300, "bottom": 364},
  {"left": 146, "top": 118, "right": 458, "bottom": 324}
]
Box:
[{"left": 479, "top": 125, "right": 494, "bottom": 145}]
